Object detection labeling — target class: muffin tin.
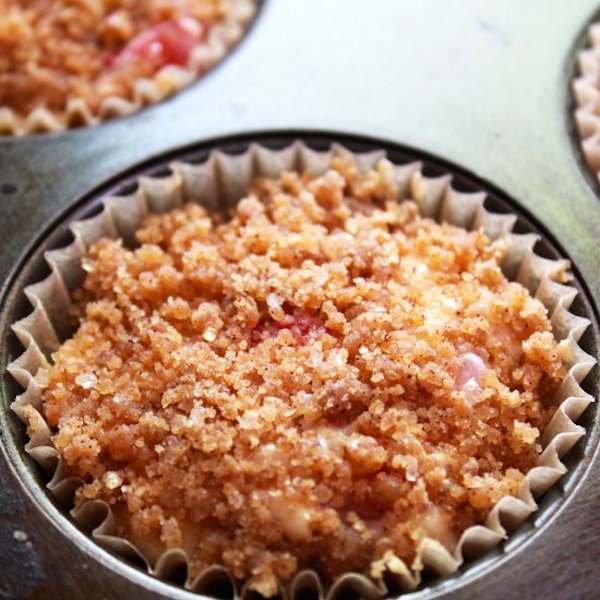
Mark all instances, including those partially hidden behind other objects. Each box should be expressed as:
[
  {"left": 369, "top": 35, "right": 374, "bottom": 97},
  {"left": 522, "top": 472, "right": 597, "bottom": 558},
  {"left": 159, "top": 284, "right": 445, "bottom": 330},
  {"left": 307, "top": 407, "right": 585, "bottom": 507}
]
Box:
[{"left": 1, "top": 1, "right": 600, "bottom": 599}]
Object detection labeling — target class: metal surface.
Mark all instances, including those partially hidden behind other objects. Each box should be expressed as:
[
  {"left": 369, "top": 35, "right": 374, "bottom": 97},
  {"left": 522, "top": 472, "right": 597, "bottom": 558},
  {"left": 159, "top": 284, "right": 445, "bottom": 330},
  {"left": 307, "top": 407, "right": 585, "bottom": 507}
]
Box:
[{"left": 1, "top": 1, "right": 600, "bottom": 599}]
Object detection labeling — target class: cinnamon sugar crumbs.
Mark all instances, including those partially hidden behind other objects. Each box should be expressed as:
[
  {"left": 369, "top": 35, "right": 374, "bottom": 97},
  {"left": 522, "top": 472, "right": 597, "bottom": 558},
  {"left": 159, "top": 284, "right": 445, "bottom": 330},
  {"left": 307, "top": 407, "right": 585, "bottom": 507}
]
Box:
[
  {"left": 42, "top": 158, "right": 567, "bottom": 596},
  {"left": 0, "top": 1, "right": 242, "bottom": 120}
]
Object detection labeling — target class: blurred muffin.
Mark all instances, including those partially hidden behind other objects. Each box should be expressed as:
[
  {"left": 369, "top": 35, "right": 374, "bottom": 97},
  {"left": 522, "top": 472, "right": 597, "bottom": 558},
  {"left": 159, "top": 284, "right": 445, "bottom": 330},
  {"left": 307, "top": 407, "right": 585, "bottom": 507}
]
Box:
[
  {"left": 0, "top": 0, "right": 256, "bottom": 135},
  {"left": 574, "top": 23, "right": 600, "bottom": 177}
]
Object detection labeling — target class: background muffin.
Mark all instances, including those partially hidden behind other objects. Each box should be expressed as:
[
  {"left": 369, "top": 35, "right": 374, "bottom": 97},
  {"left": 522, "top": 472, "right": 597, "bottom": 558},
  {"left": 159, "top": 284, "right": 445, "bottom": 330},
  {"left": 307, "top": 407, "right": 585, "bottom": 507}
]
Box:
[
  {"left": 0, "top": 0, "right": 257, "bottom": 135},
  {"left": 574, "top": 23, "right": 600, "bottom": 177}
]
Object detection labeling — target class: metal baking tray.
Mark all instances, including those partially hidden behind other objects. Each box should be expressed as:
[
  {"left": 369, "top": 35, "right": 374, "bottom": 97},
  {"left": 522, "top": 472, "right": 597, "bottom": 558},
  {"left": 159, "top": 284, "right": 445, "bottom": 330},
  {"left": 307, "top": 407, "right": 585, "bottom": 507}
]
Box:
[{"left": 1, "top": 1, "right": 599, "bottom": 599}]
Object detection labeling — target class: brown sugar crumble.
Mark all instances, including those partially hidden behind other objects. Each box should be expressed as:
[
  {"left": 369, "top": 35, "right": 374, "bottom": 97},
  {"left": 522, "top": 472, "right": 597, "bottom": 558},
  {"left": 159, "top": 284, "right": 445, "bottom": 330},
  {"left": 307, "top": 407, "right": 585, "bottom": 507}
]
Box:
[
  {"left": 42, "top": 158, "right": 568, "bottom": 596},
  {"left": 0, "top": 0, "right": 247, "bottom": 124}
]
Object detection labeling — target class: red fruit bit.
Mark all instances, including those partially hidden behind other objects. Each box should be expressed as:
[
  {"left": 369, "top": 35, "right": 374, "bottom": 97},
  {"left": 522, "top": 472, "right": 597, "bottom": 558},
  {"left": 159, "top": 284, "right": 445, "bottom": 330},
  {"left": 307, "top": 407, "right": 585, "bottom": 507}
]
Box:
[
  {"left": 252, "top": 312, "right": 326, "bottom": 346},
  {"left": 455, "top": 352, "right": 486, "bottom": 389},
  {"left": 101, "top": 51, "right": 115, "bottom": 67},
  {"left": 114, "top": 21, "right": 199, "bottom": 71},
  {"left": 251, "top": 322, "right": 280, "bottom": 345}
]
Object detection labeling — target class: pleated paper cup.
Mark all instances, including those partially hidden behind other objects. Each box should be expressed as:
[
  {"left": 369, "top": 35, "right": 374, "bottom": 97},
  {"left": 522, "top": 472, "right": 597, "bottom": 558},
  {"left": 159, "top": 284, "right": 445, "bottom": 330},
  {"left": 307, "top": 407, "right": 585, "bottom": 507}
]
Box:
[{"left": 7, "top": 142, "right": 596, "bottom": 599}]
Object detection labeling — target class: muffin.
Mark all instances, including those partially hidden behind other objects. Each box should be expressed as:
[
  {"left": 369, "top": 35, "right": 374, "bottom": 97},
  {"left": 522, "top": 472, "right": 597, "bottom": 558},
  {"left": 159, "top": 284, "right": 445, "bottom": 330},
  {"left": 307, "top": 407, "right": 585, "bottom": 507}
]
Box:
[
  {"left": 574, "top": 23, "right": 600, "bottom": 176},
  {"left": 9, "top": 144, "right": 594, "bottom": 598},
  {"left": 0, "top": 0, "right": 257, "bottom": 135}
]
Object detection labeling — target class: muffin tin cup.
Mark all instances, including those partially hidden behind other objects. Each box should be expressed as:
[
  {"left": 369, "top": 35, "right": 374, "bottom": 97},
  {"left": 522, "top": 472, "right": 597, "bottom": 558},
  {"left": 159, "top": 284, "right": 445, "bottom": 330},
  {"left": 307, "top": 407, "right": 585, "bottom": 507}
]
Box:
[
  {"left": 0, "top": 0, "right": 258, "bottom": 137},
  {"left": 5, "top": 141, "right": 596, "bottom": 599}
]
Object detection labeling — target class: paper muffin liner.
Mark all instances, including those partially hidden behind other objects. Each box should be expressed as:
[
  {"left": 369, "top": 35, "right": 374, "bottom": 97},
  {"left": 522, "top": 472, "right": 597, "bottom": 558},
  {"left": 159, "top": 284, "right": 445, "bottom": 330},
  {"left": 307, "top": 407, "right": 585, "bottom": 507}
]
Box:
[
  {"left": 7, "top": 142, "right": 596, "bottom": 599},
  {"left": 0, "top": 0, "right": 257, "bottom": 137},
  {"left": 573, "top": 22, "right": 600, "bottom": 176}
]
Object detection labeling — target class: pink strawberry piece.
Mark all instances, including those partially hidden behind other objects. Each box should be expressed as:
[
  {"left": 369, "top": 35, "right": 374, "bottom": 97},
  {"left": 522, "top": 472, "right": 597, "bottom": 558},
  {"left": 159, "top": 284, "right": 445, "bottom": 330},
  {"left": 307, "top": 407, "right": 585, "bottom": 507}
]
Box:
[
  {"left": 101, "top": 51, "right": 115, "bottom": 67},
  {"left": 252, "top": 312, "right": 326, "bottom": 346},
  {"left": 455, "top": 352, "right": 486, "bottom": 389},
  {"left": 114, "top": 21, "right": 199, "bottom": 71}
]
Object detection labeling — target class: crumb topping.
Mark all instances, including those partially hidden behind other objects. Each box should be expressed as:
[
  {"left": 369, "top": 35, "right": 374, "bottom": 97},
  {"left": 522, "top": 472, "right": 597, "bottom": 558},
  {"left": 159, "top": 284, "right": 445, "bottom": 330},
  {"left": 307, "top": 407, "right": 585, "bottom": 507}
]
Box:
[
  {"left": 0, "top": 0, "right": 236, "bottom": 119},
  {"left": 42, "top": 158, "right": 567, "bottom": 596}
]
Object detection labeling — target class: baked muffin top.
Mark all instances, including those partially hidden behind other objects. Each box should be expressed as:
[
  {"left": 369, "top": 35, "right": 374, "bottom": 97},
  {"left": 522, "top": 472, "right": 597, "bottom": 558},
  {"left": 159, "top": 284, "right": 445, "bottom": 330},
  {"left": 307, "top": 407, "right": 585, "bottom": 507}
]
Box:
[
  {"left": 41, "top": 158, "right": 567, "bottom": 596},
  {"left": 0, "top": 0, "right": 251, "bottom": 130}
]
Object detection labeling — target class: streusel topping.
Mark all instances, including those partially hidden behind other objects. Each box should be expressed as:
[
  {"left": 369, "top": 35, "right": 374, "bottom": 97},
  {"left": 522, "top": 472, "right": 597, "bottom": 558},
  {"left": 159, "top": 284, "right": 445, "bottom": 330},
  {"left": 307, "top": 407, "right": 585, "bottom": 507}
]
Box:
[{"left": 42, "top": 158, "right": 567, "bottom": 596}]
